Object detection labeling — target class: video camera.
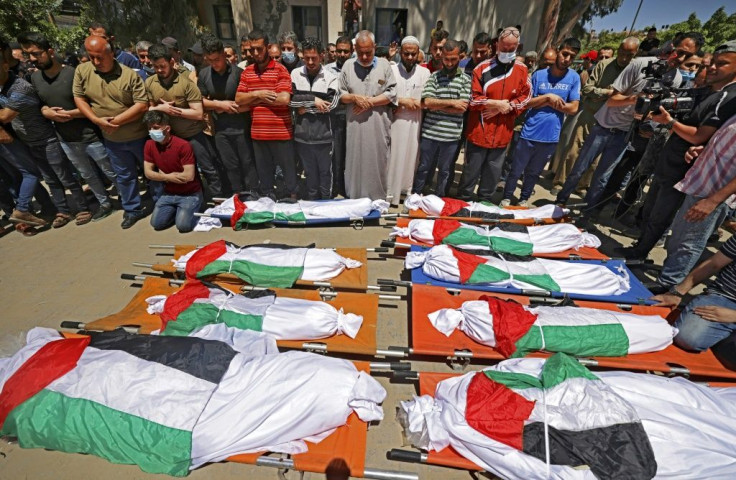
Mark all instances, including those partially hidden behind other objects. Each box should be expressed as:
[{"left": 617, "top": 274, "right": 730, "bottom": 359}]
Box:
[{"left": 634, "top": 59, "right": 694, "bottom": 118}]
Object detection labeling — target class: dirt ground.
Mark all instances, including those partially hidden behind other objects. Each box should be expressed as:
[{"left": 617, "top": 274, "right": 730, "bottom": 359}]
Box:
[{"left": 0, "top": 164, "right": 717, "bottom": 480}]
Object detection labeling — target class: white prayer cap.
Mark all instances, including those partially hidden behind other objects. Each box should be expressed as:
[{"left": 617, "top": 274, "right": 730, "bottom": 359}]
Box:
[{"left": 401, "top": 36, "right": 420, "bottom": 47}]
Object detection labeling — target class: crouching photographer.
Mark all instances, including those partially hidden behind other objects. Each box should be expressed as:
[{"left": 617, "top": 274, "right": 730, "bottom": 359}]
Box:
[{"left": 618, "top": 40, "right": 736, "bottom": 265}]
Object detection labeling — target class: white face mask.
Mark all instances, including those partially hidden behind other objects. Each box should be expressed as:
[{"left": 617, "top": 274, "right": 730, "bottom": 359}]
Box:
[{"left": 497, "top": 51, "right": 517, "bottom": 64}]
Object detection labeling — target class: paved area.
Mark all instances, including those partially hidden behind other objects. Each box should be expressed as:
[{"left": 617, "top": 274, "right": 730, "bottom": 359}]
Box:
[{"left": 0, "top": 163, "right": 724, "bottom": 480}]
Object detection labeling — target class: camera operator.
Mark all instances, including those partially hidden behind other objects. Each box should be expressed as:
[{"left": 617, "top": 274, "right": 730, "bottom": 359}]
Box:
[
  {"left": 554, "top": 32, "right": 701, "bottom": 213},
  {"left": 618, "top": 40, "right": 736, "bottom": 264}
]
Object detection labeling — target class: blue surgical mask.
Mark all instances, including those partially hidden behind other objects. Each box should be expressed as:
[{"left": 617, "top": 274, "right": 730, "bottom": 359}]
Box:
[
  {"left": 497, "top": 51, "right": 517, "bottom": 64},
  {"left": 149, "top": 129, "right": 166, "bottom": 143},
  {"left": 679, "top": 69, "right": 696, "bottom": 82},
  {"left": 281, "top": 51, "right": 296, "bottom": 64}
]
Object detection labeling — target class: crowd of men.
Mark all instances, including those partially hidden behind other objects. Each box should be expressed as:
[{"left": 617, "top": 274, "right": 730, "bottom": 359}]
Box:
[{"left": 2, "top": 19, "right": 736, "bottom": 371}]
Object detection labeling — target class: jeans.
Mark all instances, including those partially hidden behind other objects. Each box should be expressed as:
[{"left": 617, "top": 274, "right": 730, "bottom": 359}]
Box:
[
  {"left": 0, "top": 144, "right": 53, "bottom": 213},
  {"left": 674, "top": 293, "right": 736, "bottom": 351},
  {"left": 252, "top": 139, "right": 297, "bottom": 197},
  {"left": 595, "top": 133, "right": 649, "bottom": 213},
  {"left": 413, "top": 138, "right": 459, "bottom": 197},
  {"left": 214, "top": 131, "right": 257, "bottom": 194},
  {"left": 658, "top": 194, "right": 733, "bottom": 287},
  {"left": 185, "top": 131, "right": 225, "bottom": 197},
  {"left": 556, "top": 123, "right": 628, "bottom": 205},
  {"left": 331, "top": 114, "right": 347, "bottom": 197},
  {"left": 104, "top": 137, "right": 146, "bottom": 213},
  {"left": 25, "top": 137, "right": 88, "bottom": 214},
  {"left": 297, "top": 142, "right": 332, "bottom": 200},
  {"left": 59, "top": 140, "right": 116, "bottom": 206},
  {"left": 457, "top": 143, "right": 506, "bottom": 201},
  {"left": 632, "top": 174, "right": 685, "bottom": 257},
  {"left": 150, "top": 191, "right": 203, "bottom": 233},
  {"left": 503, "top": 138, "right": 557, "bottom": 201}
]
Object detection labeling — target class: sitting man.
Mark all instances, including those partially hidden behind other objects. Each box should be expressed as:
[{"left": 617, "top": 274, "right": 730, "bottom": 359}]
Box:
[
  {"left": 652, "top": 234, "right": 736, "bottom": 356},
  {"left": 142, "top": 111, "right": 202, "bottom": 233}
]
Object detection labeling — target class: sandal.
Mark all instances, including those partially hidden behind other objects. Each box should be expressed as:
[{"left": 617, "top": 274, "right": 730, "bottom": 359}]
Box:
[
  {"left": 52, "top": 213, "right": 72, "bottom": 228},
  {"left": 15, "top": 223, "right": 37, "bottom": 236},
  {"left": 75, "top": 211, "right": 93, "bottom": 226}
]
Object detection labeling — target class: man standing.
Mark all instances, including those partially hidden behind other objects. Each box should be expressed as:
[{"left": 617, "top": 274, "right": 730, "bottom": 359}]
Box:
[
  {"left": 458, "top": 26, "right": 531, "bottom": 201},
  {"left": 551, "top": 38, "right": 638, "bottom": 193},
  {"left": 290, "top": 38, "right": 340, "bottom": 200},
  {"left": 412, "top": 39, "right": 470, "bottom": 197},
  {"left": 387, "top": 36, "right": 429, "bottom": 205},
  {"left": 161, "top": 37, "right": 195, "bottom": 73},
  {"left": 325, "top": 35, "right": 353, "bottom": 197},
  {"left": 142, "top": 111, "right": 202, "bottom": 233},
  {"left": 223, "top": 44, "right": 239, "bottom": 65},
  {"left": 235, "top": 29, "right": 297, "bottom": 200},
  {"left": 325, "top": 43, "right": 337, "bottom": 64},
  {"left": 20, "top": 31, "right": 116, "bottom": 221},
  {"left": 639, "top": 27, "right": 660, "bottom": 55},
  {"left": 338, "top": 30, "right": 397, "bottom": 200},
  {"left": 73, "top": 35, "right": 148, "bottom": 229},
  {"left": 278, "top": 32, "right": 304, "bottom": 74},
  {"left": 422, "top": 29, "right": 448, "bottom": 74},
  {"left": 238, "top": 34, "right": 254, "bottom": 69},
  {"left": 135, "top": 40, "right": 154, "bottom": 78},
  {"left": 199, "top": 34, "right": 257, "bottom": 195},
  {"left": 460, "top": 32, "right": 492, "bottom": 76},
  {"left": 501, "top": 38, "right": 581, "bottom": 207},
  {"left": 88, "top": 22, "right": 141, "bottom": 69},
  {"left": 145, "top": 43, "right": 224, "bottom": 198}
]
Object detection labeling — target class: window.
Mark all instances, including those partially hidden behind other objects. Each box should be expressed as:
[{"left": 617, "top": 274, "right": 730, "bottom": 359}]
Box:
[
  {"left": 292, "top": 6, "right": 323, "bottom": 42},
  {"left": 213, "top": 4, "right": 235, "bottom": 40},
  {"left": 375, "top": 8, "right": 407, "bottom": 46}
]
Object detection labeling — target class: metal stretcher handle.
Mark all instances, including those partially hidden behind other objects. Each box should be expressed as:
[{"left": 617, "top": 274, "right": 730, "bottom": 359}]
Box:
[
  {"left": 381, "top": 240, "right": 396, "bottom": 248},
  {"left": 566, "top": 202, "right": 588, "bottom": 210},
  {"left": 369, "top": 247, "right": 389, "bottom": 253},
  {"left": 377, "top": 278, "right": 412, "bottom": 288},
  {"left": 120, "top": 273, "right": 144, "bottom": 281},
  {"left": 60, "top": 321, "right": 85, "bottom": 329},
  {"left": 388, "top": 449, "right": 425, "bottom": 463},
  {"left": 392, "top": 370, "right": 419, "bottom": 381}
]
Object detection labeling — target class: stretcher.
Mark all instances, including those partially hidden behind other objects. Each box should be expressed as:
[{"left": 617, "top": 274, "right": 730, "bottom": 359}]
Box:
[
  {"left": 60, "top": 276, "right": 389, "bottom": 357},
  {"left": 384, "top": 218, "right": 609, "bottom": 260},
  {"left": 389, "top": 284, "right": 736, "bottom": 379},
  {"left": 137, "top": 244, "right": 382, "bottom": 291},
  {"left": 400, "top": 245, "right": 656, "bottom": 305}
]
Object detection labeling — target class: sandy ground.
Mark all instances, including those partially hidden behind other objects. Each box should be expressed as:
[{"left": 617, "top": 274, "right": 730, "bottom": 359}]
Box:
[{"left": 0, "top": 160, "right": 722, "bottom": 480}]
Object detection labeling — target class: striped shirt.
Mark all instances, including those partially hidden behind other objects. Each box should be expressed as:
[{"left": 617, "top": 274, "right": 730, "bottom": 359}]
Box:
[
  {"left": 675, "top": 114, "right": 736, "bottom": 208},
  {"left": 236, "top": 60, "right": 293, "bottom": 141},
  {"left": 421, "top": 68, "right": 471, "bottom": 142},
  {"left": 710, "top": 236, "right": 736, "bottom": 302}
]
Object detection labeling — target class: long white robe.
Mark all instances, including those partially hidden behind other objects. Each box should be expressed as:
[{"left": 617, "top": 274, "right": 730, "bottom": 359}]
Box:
[{"left": 387, "top": 62, "right": 430, "bottom": 205}]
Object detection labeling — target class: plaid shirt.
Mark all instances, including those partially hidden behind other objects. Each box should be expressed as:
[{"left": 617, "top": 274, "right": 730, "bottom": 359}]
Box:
[{"left": 675, "top": 114, "right": 736, "bottom": 208}]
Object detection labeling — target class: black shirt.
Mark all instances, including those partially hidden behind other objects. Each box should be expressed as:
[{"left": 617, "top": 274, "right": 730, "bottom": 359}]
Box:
[
  {"left": 657, "top": 83, "right": 736, "bottom": 180},
  {"left": 710, "top": 236, "right": 736, "bottom": 302},
  {"left": 639, "top": 38, "right": 661, "bottom": 54},
  {"left": 197, "top": 63, "right": 247, "bottom": 134},
  {"left": 30, "top": 66, "right": 101, "bottom": 143}
]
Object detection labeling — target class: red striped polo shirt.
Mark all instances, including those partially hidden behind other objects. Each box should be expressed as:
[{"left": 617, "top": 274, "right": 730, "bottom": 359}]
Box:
[{"left": 237, "top": 60, "right": 293, "bottom": 140}]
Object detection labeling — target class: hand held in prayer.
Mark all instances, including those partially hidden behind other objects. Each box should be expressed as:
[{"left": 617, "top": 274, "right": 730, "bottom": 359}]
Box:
[
  {"left": 314, "top": 97, "right": 329, "bottom": 112},
  {"left": 259, "top": 90, "right": 278, "bottom": 103},
  {"left": 97, "top": 116, "right": 119, "bottom": 134},
  {"left": 297, "top": 107, "right": 307, "bottom": 115},
  {"left": 50, "top": 106, "right": 73, "bottom": 123},
  {"left": 693, "top": 306, "right": 736, "bottom": 323}
]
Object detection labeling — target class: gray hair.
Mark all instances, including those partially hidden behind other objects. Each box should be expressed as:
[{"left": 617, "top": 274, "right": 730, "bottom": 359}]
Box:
[
  {"left": 136, "top": 40, "right": 152, "bottom": 52},
  {"left": 355, "top": 30, "right": 375, "bottom": 45},
  {"left": 621, "top": 36, "right": 641, "bottom": 48},
  {"left": 524, "top": 51, "right": 538, "bottom": 59},
  {"left": 277, "top": 31, "right": 299, "bottom": 49}
]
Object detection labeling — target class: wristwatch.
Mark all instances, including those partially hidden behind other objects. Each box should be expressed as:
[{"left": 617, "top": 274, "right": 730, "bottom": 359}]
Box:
[
  {"left": 668, "top": 286, "right": 684, "bottom": 297},
  {"left": 663, "top": 119, "right": 676, "bottom": 130}
]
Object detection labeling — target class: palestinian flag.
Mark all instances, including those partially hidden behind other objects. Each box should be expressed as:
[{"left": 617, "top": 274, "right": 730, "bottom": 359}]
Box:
[
  {"left": 178, "top": 240, "right": 361, "bottom": 288},
  {"left": 403, "top": 194, "right": 568, "bottom": 220},
  {"left": 406, "top": 245, "right": 630, "bottom": 296},
  {"left": 401, "top": 354, "right": 657, "bottom": 479},
  {"left": 0, "top": 329, "right": 237, "bottom": 476},
  {"left": 394, "top": 219, "right": 601, "bottom": 255},
  {"left": 213, "top": 196, "right": 389, "bottom": 230},
  {"left": 148, "top": 280, "right": 363, "bottom": 339},
  {"left": 429, "top": 296, "right": 675, "bottom": 358}
]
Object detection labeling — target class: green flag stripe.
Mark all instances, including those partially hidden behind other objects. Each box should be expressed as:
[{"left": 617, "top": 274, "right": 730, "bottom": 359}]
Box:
[
  {"left": 485, "top": 353, "right": 599, "bottom": 390},
  {"left": 489, "top": 237, "right": 534, "bottom": 256},
  {"left": 512, "top": 323, "right": 630, "bottom": 358},
  {"left": 513, "top": 273, "right": 561, "bottom": 292},
  {"left": 161, "top": 303, "right": 264, "bottom": 337},
  {"left": 443, "top": 228, "right": 534, "bottom": 256},
  {"left": 1, "top": 389, "right": 192, "bottom": 477},
  {"left": 467, "top": 263, "right": 512, "bottom": 284},
  {"left": 235, "top": 211, "right": 307, "bottom": 229},
  {"left": 196, "top": 259, "right": 304, "bottom": 288},
  {"left": 442, "top": 228, "right": 491, "bottom": 248}
]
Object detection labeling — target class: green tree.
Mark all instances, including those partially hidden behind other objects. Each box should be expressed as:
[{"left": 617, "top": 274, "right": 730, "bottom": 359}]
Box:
[
  {"left": 702, "top": 7, "right": 736, "bottom": 49},
  {"left": 536, "top": 0, "right": 624, "bottom": 51},
  {"left": 0, "top": 0, "right": 85, "bottom": 52}
]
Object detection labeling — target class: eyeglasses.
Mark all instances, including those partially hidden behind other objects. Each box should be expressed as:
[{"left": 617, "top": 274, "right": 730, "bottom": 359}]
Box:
[{"left": 499, "top": 28, "right": 520, "bottom": 39}]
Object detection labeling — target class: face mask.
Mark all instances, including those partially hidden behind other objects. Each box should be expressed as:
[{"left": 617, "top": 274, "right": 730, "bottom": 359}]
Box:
[
  {"left": 679, "top": 69, "right": 696, "bottom": 82},
  {"left": 497, "top": 51, "right": 516, "bottom": 64},
  {"left": 149, "top": 129, "right": 166, "bottom": 143},
  {"left": 281, "top": 51, "right": 296, "bottom": 64}
]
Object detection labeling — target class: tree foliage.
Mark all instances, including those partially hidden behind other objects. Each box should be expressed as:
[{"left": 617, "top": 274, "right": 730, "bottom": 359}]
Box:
[
  {"left": 0, "top": 0, "right": 85, "bottom": 52},
  {"left": 537, "top": 0, "right": 623, "bottom": 51}
]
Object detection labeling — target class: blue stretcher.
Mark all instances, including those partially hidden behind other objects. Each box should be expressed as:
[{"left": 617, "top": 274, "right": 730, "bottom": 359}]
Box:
[
  {"left": 408, "top": 245, "right": 656, "bottom": 305},
  {"left": 271, "top": 208, "right": 383, "bottom": 226}
]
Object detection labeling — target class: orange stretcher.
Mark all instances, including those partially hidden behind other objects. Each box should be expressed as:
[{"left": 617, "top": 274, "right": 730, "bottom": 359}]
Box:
[
  {"left": 142, "top": 245, "right": 370, "bottom": 291},
  {"left": 403, "top": 284, "right": 736, "bottom": 380},
  {"left": 405, "top": 205, "right": 570, "bottom": 225},
  {"left": 61, "top": 276, "right": 379, "bottom": 356},
  {"left": 387, "top": 218, "right": 609, "bottom": 260}
]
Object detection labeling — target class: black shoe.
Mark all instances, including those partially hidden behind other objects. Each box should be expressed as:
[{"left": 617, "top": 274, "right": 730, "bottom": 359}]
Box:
[
  {"left": 92, "top": 202, "right": 114, "bottom": 222},
  {"left": 121, "top": 211, "right": 145, "bottom": 229},
  {"left": 613, "top": 246, "right": 646, "bottom": 260}
]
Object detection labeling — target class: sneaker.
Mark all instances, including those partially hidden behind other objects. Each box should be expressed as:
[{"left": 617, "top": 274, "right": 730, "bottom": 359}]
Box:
[
  {"left": 518, "top": 199, "right": 529, "bottom": 208},
  {"left": 10, "top": 209, "right": 48, "bottom": 227},
  {"left": 499, "top": 198, "right": 511, "bottom": 207},
  {"left": 496, "top": 181, "right": 505, "bottom": 191},
  {"left": 92, "top": 202, "right": 114, "bottom": 222},
  {"left": 121, "top": 210, "right": 146, "bottom": 229}
]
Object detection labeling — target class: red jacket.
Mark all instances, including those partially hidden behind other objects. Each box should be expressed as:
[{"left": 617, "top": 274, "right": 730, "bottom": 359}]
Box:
[{"left": 466, "top": 58, "right": 531, "bottom": 149}]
